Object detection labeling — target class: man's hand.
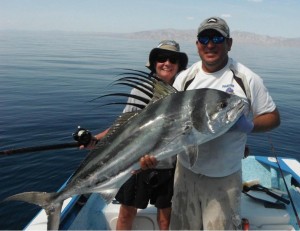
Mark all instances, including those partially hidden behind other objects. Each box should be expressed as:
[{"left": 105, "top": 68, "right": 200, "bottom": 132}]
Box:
[
  {"left": 230, "top": 115, "right": 254, "bottom": 134},
  {"left": 140, "top": 155, "right": 158, "bottom": 170}
]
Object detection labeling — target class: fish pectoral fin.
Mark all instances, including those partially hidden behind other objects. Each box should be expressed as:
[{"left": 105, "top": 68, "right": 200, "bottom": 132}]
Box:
[
  {"left": 98, "top": 188, "right": 119, "bottom": 205},
  {"left": 184, "top": 145, "right": 199, "bottom": 168},
  {"left": 180, "top": 131, "right": 199, "bottom": 168}
]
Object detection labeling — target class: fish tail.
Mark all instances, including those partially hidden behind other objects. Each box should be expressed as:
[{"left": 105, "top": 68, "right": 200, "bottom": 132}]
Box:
[{"left": 4, "top": 192, "right": 62, "bottom": 230}]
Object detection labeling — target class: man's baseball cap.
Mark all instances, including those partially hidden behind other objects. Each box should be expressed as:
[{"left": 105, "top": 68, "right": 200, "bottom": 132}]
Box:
[{"left": 197, "top": 17, "right": 230, "bottom": 38}]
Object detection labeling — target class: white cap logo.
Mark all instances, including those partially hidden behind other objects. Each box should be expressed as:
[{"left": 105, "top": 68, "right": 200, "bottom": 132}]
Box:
[{"left": 207, "top": 18, "right": 217, "bottom": 23}]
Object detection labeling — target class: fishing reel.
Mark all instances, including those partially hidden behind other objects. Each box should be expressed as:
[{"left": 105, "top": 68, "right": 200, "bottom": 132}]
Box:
[{"left": 73, "top": 126, "right": 93, "bottom": 147}]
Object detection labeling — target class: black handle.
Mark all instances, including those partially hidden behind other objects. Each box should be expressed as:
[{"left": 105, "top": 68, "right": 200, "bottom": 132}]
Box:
[{"left": 0, "top": 127, "right": 93, "bottom": 156}]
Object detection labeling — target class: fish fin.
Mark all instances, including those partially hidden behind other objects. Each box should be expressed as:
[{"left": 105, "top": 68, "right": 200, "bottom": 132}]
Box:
[
  {"left": 116, "top": 69, "right": 177, "bottom": 104},
  {"left": 113, "top": 81, "right": 153, "bottom": 98},
  {"left": 3, "top": 191, "right": 62, "bottom": 230},
  {"left": 150, "top": 76, "right": 177, "bottom": 103},
  {"left": 104, "top": 111, "right": 139, "bottom": 138},
  {"left": 94, "top": 112, "right": 138, "bottom": 144},
  {"left": 48, "top": 202, "right": 63, "bottom": 230},
  {"left": 180, "top": 128, "right": 199, "bottom": 168},
  {"left": 98, "top": 102, "right": 146, "bottom": 110},
  {"left": 90, "top": 69, "right": 176, "bottom": 109},
  {"left": 185, "top": 145, "right": 199, "bottom": 168},
  {"left": 90, "top": 92, "right": 150, "bottom": 105},
  {"left": 69, "top": 111, "right": 140, "bottom": 181},
  {"left": 3, "top": 191, "right": 55, "bottom": 207},
  {"left": 98, "top": 188, "right": 119, "bottom": 204},
  {"left": 94, "top": 112, "right": 138, "bottom": 146}
]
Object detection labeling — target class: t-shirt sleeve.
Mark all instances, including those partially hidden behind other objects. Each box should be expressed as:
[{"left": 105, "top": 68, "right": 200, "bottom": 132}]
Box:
[{"left": 249, "top": 73, "right": 277, "bottom": 116}]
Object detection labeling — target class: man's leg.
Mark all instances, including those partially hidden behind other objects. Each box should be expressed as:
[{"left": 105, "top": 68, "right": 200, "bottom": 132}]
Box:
[
  {"left": 157, "top": 207, "right": 172, "bottom": 230},
  {"left": 116, "top": 204, "right": 137, "bottom": 230},
  {"left": 170, "top": 161, "right": 203, "bottom": 230},
  {"left": 202, "top": 170, "right": 242, "bottom": 230}
]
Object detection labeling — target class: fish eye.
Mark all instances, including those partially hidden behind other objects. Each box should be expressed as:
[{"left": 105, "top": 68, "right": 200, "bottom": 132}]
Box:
[{"left": 219, "top": 101, "right": 228, "bottom": 109}]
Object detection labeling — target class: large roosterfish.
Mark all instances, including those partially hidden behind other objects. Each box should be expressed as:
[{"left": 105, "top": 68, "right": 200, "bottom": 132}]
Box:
[{"left": 2, "top": 70, "right": 245, "bottom": 230}]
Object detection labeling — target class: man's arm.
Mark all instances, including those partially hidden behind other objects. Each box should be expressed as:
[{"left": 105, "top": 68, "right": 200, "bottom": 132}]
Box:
[
  {"left": 139, "top": 154, "right": 158, "bottom": 170},
  {"left": 252, "top": 108, "right": 280, "bottom": 133}
]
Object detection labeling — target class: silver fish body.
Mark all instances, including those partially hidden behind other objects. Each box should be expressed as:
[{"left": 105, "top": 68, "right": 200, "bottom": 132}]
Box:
[
  {"left": 63, "top": 88, "right": 245, "bottom": 195},
  {"left": 2, "top": 74, "right": 245, "bottom": 230}
]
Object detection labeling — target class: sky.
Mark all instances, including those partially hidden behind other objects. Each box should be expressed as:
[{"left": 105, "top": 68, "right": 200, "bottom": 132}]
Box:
[{"left": 1, "top": 0, "right": 300, "bottom": 38}]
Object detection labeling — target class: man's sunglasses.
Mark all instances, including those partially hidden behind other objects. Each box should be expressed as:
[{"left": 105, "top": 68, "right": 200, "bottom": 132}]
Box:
[
  {"left": 197, "top": 35, "right": 226, "bottom": 45},
  {"left": 156, "top": 54, "right": 178, "bottom": 64}
]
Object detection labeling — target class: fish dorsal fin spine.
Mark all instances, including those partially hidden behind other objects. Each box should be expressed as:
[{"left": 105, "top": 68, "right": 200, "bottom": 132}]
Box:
[
  {"left": 119, "top": 69, "right": 177, "bottom": 104},
  {"left": 102, "top": 70, "right": 178, "bottom": 139},
  {"left": 97, "top": 73, "right": 177, "bottom": 144},
  {"left": 93, "top": 70, "right": 177, "bottom": 110},
  {"left": 149, "top": 74, "right": 178, "bottom": 103}
]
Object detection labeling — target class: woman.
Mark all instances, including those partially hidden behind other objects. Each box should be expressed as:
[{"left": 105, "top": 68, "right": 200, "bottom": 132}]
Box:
[{"left": 90, "top": 40, "right": 188, "bottom": 230}]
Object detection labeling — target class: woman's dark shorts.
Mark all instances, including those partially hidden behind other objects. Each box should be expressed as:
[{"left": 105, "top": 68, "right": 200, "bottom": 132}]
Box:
[{"left": 115, "top": 168, "right": 175, "bottom": 209}]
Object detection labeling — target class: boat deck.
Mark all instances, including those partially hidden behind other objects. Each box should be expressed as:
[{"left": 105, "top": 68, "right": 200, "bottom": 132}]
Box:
[{"left": 25, "top": 156, "right": 300, "bottom": 230}]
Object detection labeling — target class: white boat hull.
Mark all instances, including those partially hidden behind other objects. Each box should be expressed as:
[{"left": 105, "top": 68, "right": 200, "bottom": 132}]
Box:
[{"left": 25, "top": 156, "right": 300, "bottom": 230}]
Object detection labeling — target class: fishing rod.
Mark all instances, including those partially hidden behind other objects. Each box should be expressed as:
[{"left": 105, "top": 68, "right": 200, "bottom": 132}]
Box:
[
  {"left": 0, "top": 127, "right": 93, "bottom": 156},
  {"left": 268, "top": 134, "right": 300, "bottom": 228}
]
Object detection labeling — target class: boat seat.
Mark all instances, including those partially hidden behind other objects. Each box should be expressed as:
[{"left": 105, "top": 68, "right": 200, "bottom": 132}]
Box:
[
  {"left": 104, "top": 193, "right": 291, "bottom": 230},
  {"left": 104, "top": 200, "right": 159, "bottom": 230},
  {"left": 241, "top": 193, "right": 290, "bottom": 228},
  {"left": 62, "top": 192, "right": 293, "bottom": 230}
]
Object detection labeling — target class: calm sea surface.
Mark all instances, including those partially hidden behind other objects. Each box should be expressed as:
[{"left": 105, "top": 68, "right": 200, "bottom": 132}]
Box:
[{"left": 0, "top": 31, "right": 299, "bottom": 229}]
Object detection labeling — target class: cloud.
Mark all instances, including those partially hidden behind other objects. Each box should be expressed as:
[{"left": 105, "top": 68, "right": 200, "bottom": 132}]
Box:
[
  {"left": 221, "top": 14, "right": 232, "bottom": 18},
  {"left": 248, "top": 0, "right": 263, "bottom": 2},
  {"left": 186, "top": 16, "right": 194, "bottom": 20}
]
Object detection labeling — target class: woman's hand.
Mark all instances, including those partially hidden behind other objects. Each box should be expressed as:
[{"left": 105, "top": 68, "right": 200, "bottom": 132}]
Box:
[
  {"left": 79, "top": 136, "right": 98, "bottom": 150},
  {"left": 79, "top": 128, "right": 109, "bottom": 150}
]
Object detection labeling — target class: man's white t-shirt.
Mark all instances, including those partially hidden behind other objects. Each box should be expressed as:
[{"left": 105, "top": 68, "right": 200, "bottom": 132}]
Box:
[{"left": 173, "top": 58, "right": 276, "bottom": 177}]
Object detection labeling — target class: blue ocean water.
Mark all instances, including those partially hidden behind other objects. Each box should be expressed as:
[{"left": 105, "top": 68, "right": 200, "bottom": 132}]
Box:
[{"left": 0, "top": 31, "right": 299, "bottom": 229}]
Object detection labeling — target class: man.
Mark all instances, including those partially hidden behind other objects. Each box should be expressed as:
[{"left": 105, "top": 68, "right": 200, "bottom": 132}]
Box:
[{"left": 140, "top": 17, "right": 280, "bottom": 230}]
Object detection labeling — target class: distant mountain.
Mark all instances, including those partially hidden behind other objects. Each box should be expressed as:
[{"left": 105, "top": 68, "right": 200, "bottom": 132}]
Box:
[
  {"left": 231, "top": 31, "right": 300, "bottom": 47},
  {"left": 102, "top": 29, "right": 300, "bottom": 47}
]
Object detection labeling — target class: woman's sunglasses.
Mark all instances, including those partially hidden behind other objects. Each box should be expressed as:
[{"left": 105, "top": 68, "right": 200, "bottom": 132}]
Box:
[
  {"left": 156, "top": 54, "right": 178, "bottom": 64},
  {"left": 197, "top": 35, "right": 226, "bottom": 45}
]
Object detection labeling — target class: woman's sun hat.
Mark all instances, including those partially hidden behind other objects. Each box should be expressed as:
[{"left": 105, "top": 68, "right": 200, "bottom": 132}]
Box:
[{"left": 146, "top": 40, "right": 188, "bottom": 72}]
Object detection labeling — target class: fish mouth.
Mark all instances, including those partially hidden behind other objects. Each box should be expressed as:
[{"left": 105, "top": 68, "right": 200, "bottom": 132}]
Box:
[{"left": 227, "top": 99, "right": 245, "bottom": 122}]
